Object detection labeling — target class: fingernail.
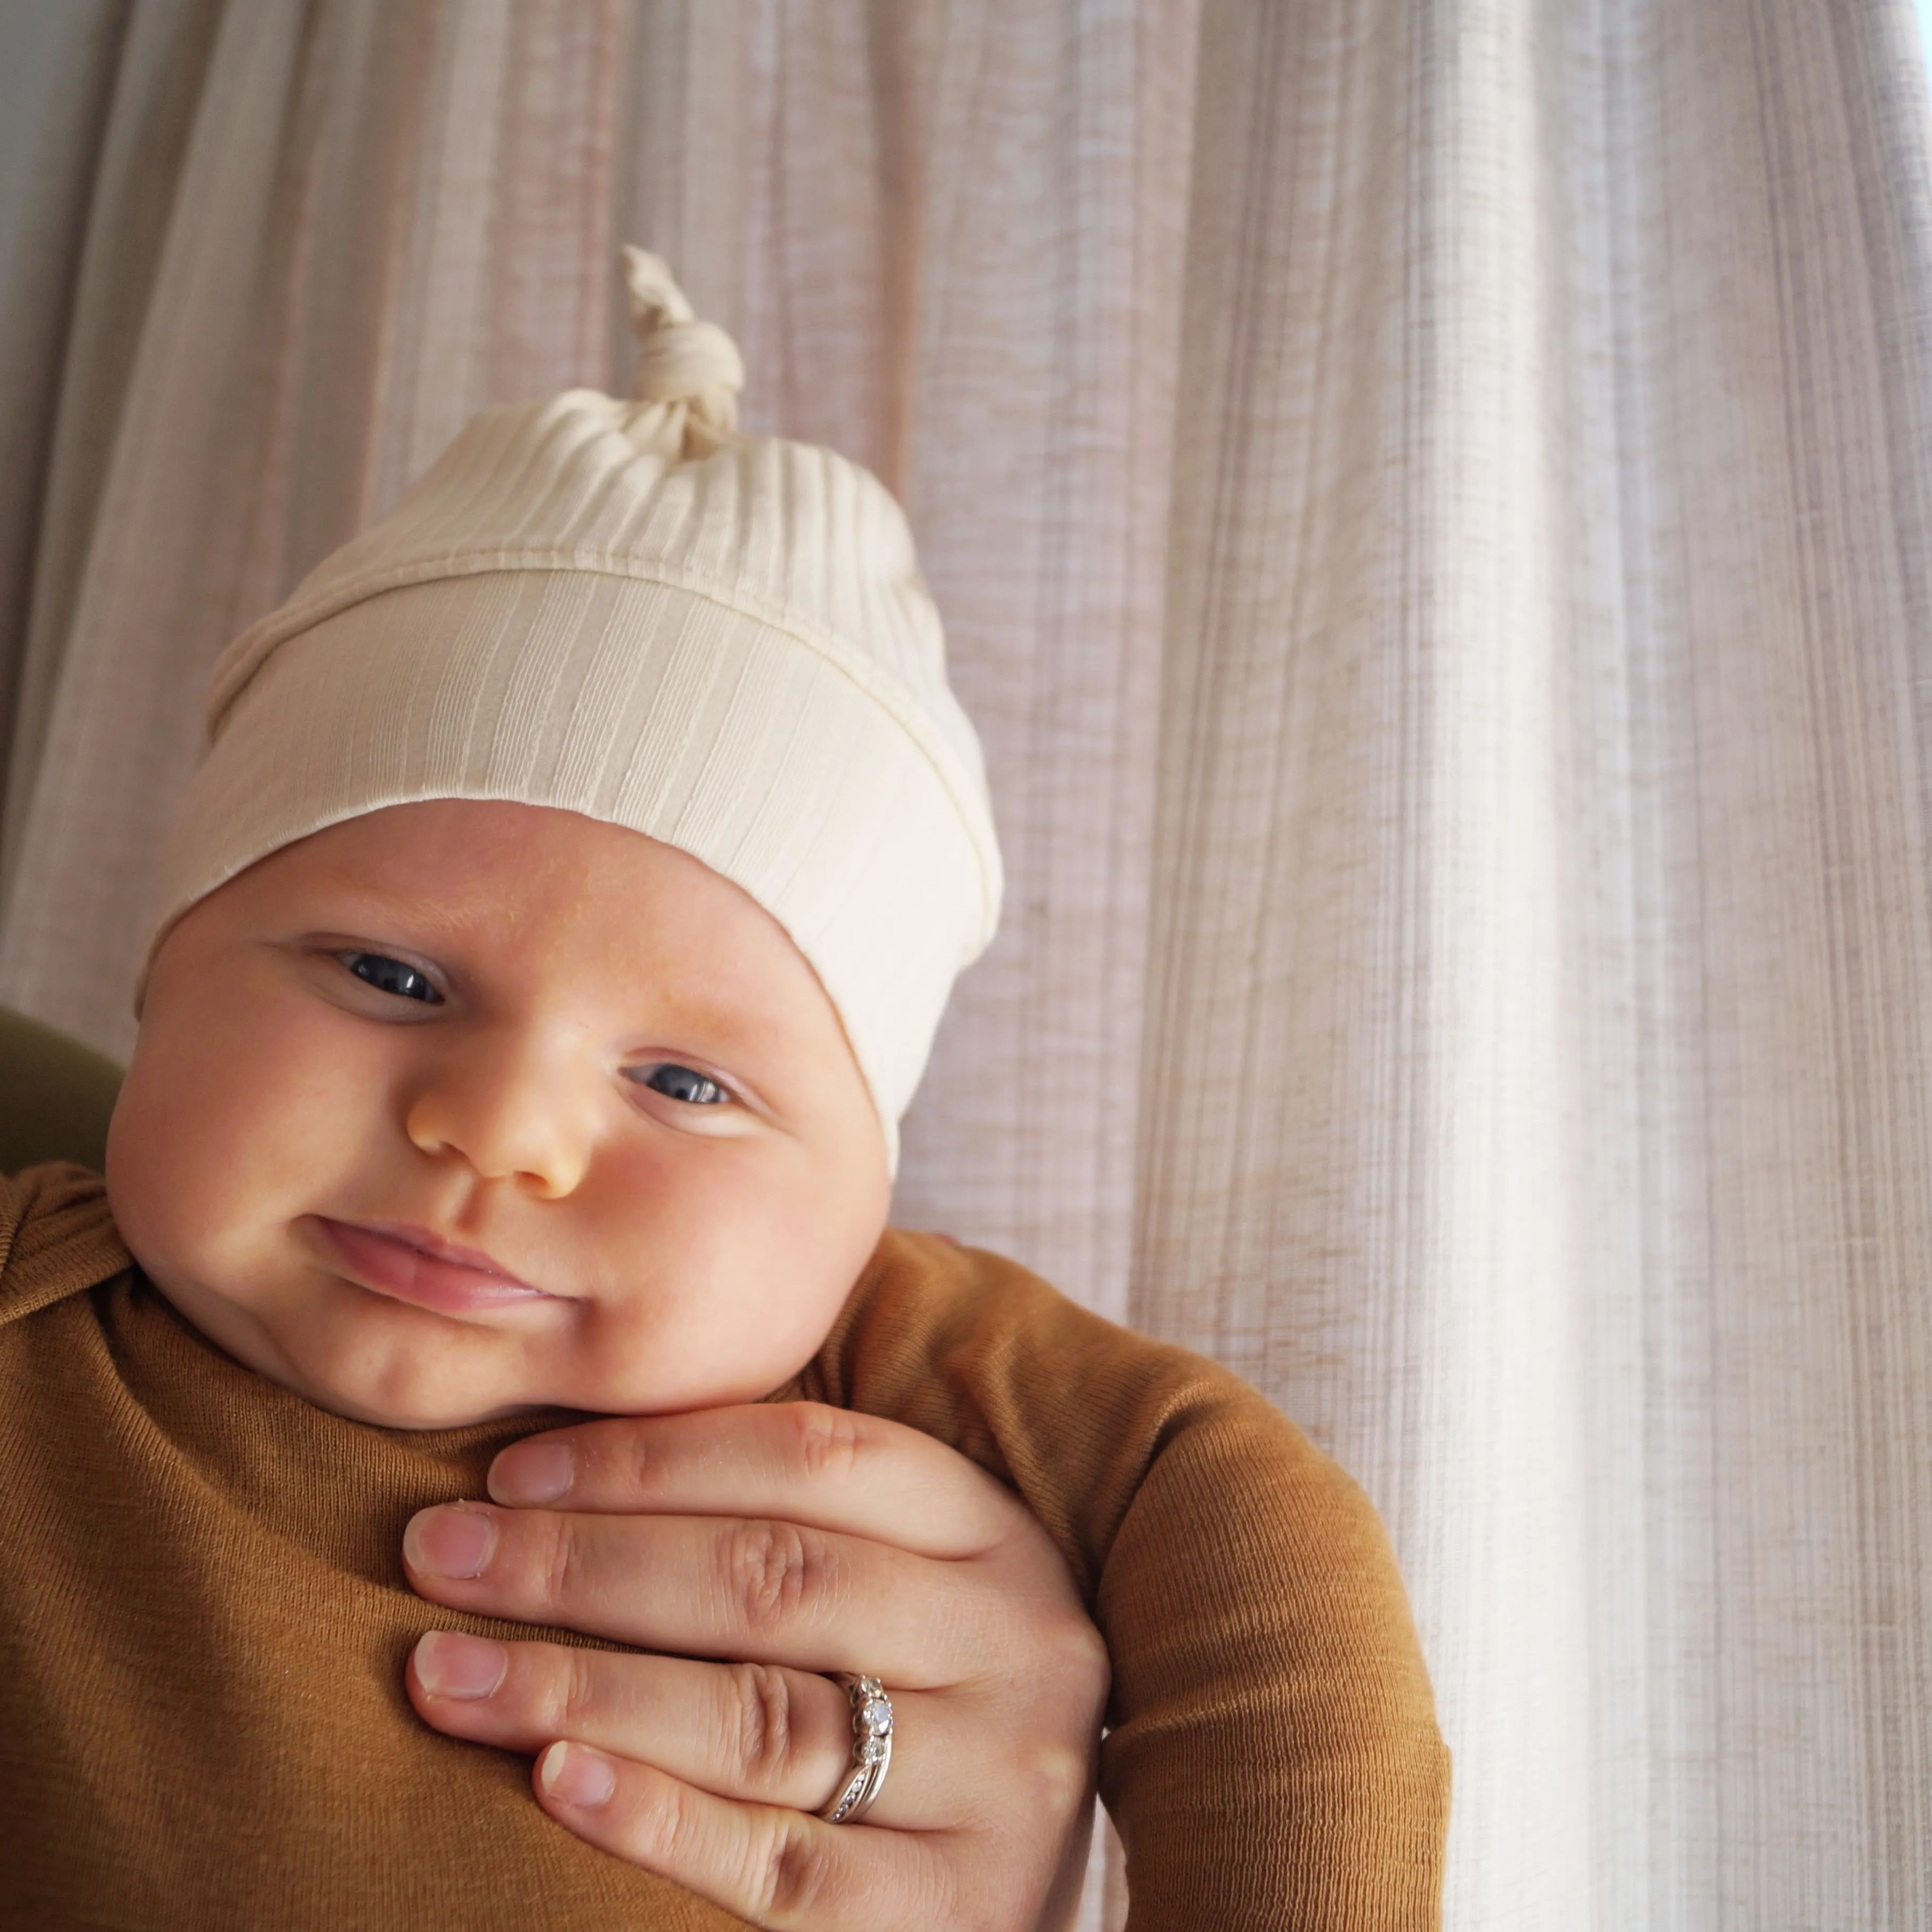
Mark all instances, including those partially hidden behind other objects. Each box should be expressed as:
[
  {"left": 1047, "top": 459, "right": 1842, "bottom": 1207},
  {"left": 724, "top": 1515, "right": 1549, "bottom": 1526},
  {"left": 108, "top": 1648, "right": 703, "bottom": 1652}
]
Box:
[
  {"left": 414, "top": 1629, "right": 507, "bottom": 1700},
  {"left": 403, "top": 1504, "right": 497, "bottom": 1579},
  {"left": 489, "top": 1439, "right": 574, "bottom": 1505},
  {"left": 539, "top": 1741, "right": 615, "bottom": 1810}
]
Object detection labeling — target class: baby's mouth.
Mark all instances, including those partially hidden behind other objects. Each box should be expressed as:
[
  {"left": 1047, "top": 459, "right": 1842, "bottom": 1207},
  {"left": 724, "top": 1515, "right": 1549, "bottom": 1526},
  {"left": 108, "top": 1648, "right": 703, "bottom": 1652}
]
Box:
[{"left": 307, "top": 1217, "right": 559, "bottom": 1317}]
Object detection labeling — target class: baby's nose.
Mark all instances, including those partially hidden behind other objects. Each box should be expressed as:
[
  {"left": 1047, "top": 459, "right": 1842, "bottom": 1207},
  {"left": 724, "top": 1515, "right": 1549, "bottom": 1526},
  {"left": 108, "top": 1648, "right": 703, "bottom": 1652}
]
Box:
[{"left": 403, "top": 1033, "right": 595, "bottom": 1197}]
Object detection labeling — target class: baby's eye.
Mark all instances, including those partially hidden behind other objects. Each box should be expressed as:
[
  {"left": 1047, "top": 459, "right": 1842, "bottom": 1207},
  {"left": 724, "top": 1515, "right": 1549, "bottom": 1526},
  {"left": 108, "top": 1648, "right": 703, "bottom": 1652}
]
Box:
[
  {"left": 628, "top": 1063, "right": 730, "bottom": 1106},
  {"left": 340, "top": 952, "right": 440, "bottom": 1004}
]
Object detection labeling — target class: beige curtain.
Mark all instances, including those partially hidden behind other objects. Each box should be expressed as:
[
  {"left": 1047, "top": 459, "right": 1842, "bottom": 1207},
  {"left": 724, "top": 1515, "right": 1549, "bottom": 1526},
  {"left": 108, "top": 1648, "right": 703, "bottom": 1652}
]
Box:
[{"left": 5, "top": 3, "right": 1931, "bottom": 1925}]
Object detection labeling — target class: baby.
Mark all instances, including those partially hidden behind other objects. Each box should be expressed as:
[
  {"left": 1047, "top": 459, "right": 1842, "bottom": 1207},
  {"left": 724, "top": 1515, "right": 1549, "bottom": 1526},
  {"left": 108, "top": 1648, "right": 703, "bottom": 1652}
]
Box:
[{"left": 0, "top": 255, "right": 1447, "bottom": 1929}]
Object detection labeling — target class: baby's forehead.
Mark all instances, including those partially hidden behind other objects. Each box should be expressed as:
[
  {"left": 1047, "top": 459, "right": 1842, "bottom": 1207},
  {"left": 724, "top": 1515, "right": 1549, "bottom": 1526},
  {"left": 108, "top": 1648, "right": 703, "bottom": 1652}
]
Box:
[
  {"left": 288, "top": 801, "right": 732, "bottom": 916},
  {"left": 268, "top": 800, "right": 823, "bottom": 1030}
]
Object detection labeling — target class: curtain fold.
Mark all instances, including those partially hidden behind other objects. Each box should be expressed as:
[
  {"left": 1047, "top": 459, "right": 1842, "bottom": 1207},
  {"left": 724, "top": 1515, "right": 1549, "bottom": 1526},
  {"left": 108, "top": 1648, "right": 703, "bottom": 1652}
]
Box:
[
  {"left": 3, "top": 3, "right": 1929, "bottom": 1925},
  {"left": 0, "top": 0, "right": 216, "bottom": 882}
]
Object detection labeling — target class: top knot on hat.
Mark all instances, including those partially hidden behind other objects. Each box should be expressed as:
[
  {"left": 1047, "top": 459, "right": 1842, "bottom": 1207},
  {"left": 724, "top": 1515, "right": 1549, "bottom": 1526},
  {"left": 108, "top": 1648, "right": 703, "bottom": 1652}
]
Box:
[{"left": 619, "top": 246, "right": 745, "bottom": 460}]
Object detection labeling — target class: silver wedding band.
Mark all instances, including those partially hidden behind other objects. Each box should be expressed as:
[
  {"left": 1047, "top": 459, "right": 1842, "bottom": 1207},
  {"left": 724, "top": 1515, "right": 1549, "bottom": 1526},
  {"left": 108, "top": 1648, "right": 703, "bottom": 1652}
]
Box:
[{"left": 817, "top": 1673, "right": 894, "bottom": 1824}]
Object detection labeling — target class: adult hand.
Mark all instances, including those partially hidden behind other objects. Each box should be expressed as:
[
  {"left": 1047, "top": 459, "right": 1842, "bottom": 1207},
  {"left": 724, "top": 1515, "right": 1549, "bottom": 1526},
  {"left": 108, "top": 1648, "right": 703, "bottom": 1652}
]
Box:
[{"left": 401, "top": 1402, "right": 1109, "bottom": 1930}]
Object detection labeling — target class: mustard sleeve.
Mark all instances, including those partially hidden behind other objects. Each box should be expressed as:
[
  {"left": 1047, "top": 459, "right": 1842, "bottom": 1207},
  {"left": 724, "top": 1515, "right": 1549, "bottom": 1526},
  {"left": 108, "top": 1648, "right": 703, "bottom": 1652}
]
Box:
[
  {"left": 0, "top": 1163, "right": 129, "bottom": 1328},
  {"left": 799, "top": 1228, "right": 1450, "bottom": 1931}
]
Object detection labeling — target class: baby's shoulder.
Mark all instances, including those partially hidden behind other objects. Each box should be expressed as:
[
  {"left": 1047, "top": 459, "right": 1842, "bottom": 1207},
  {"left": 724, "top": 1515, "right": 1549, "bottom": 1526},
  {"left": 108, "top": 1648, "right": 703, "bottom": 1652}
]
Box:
[
  {"left": 0, "top": 1162, "right": 130, "bottom": 1328},
  {"left": 848, "top": 1224, "right": 1253, "bottom": 1403},
  {"left": 817, "top": 1224, "right": 1282, "bottom": 1485}
]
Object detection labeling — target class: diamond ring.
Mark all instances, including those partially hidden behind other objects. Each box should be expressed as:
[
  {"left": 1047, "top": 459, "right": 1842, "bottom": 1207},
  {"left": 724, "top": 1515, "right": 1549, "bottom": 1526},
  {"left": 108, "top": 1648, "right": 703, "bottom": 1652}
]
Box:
[{"left": 817, "top": 1673, "right": 894, "bottom": 1824}]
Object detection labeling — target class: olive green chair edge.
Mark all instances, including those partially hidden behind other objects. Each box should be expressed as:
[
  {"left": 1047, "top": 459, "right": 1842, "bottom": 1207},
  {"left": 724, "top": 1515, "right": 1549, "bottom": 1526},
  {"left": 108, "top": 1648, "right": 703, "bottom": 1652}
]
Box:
[{"left": 0, "top": 1007, "right": 126, "bottom": 1177}]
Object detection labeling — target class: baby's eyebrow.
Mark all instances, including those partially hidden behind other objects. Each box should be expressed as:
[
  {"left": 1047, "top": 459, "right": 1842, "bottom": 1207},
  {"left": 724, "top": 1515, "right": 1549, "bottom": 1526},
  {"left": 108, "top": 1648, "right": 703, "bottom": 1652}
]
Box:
[
  {"left": 618, "top": 989, "right": 788, "bottom": 1066},
  {"left": 297, "top": 875, "right": 496, "bottom": 940}
]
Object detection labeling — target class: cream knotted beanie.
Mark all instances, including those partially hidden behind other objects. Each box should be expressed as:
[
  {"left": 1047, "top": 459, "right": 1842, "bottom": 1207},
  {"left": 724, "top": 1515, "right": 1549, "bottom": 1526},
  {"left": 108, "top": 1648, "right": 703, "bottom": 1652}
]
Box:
[{"left": 151, "top": 249, "right": 1003, "bottom": 1171}]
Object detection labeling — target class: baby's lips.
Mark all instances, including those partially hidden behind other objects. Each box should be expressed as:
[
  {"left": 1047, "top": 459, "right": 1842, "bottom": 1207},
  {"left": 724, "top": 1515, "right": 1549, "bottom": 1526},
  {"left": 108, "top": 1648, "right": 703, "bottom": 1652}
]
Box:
[{"left": 488, "top": 1438, "right": 574, "bottom": 1505}]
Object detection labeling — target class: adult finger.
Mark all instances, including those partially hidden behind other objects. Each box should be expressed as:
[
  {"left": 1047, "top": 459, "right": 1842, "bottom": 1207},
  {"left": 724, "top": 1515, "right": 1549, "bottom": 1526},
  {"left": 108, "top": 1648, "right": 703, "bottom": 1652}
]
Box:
[
  {"left": 406, "top": 1632, "right": 972, "bottom": 1829},
  {"left": 401, "top": 1502, "right": 1012, "bottom": 1684},
  {"left": 530, "top": 1745, "right": 961, "bottom": 1932},
  {"left": 486, "top": 1403, "right": 1023, "bottom": 1560}
]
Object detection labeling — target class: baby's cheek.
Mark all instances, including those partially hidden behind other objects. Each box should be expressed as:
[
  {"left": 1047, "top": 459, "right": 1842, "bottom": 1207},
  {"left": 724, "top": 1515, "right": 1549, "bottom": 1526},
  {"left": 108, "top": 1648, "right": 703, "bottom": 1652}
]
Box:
[
  {"left": 572, "top": 1201, "right": 870, "bottom": 1413},
  {"left": 112, "top": 1075, "right": 278, "bottom": 1294},
  {"left": 573, "top": 1291, "right": 830, "bottom": 1412},
  {"left": 105, "top": 1062, "right": 218, "bottom": 1293}
]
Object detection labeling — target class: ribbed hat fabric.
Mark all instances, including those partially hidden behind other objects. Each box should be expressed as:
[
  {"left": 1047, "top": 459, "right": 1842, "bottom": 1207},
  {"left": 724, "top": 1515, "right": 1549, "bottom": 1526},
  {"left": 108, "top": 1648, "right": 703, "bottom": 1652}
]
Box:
[{"left": 151, "top": 251, "right": 1003, "bottom": 1170}]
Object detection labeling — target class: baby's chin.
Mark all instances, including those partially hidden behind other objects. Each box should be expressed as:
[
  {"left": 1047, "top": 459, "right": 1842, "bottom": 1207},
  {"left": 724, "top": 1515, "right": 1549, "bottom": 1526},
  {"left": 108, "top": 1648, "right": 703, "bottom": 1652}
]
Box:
[
  {"left": 130, "top": 1225, "right": 837, "bottom": 1429},
  {"left": 136, "top": 1262, "right": 590, "bottom": 1430},
  {"left": 242, "top": 1309, "right": 598, "bottom": 1430},
  {"left": 222, "top": 1293, "right": 812, "bottom": 1431},
  {"left": 301, "top": 1378, "right": 580, "bottom": 1433},
  {"left": 270, "top": 1344, "right": 621, "bottom": 1431}
]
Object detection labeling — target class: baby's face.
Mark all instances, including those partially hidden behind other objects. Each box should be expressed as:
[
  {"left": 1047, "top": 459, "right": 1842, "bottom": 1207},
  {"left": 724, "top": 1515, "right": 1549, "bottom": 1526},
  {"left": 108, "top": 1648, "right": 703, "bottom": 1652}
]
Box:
[{"left": 107, "top": 801, "right": 892, "bottom": 1428}]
